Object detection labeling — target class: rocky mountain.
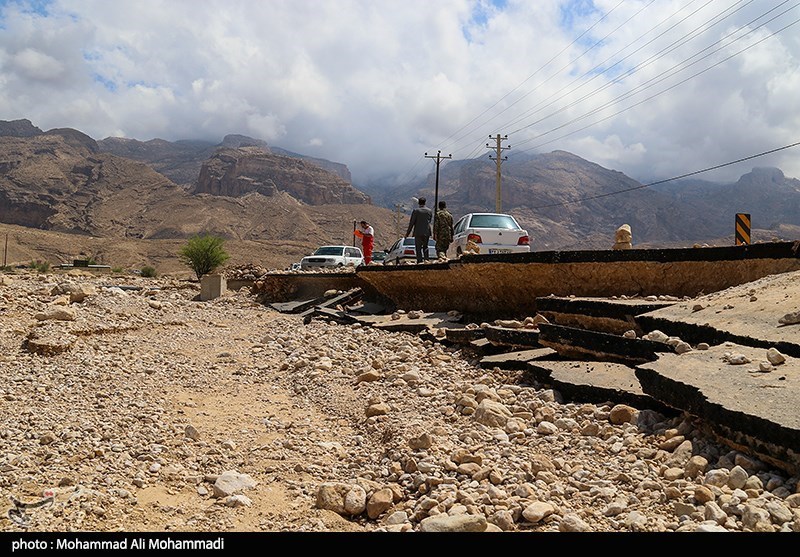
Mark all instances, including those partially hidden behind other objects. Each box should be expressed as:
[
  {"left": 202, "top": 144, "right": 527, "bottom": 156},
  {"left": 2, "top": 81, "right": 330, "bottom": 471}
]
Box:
[
  {"left": 1, "top": 118, "right": 799, "bottom": 273},
  {"left": 0, "top": 118, "right": 43, "bottom": 137},
  {"left": 96, "top": 136, "right": 218, "bottom": 187},
  {"left": 650, "top": 167, "right": 800, "bottom": 234},
  {"left": 0, "top": 120, "right": 381, "bottom": 233},
  {"left": 96, "top": 134, "right": 352, "bottom": 186},
  {"left": 194, "top": 146, "right": 369, "bottom": 205},
  {"left": 97, "top": 132, "right": 361, "bottom": 204},
  {"left": 367, "top": 151, "right": 800, "bottom": 250},
  {"left": 0, "top": 120, "right": 396, "bottom": 272}
]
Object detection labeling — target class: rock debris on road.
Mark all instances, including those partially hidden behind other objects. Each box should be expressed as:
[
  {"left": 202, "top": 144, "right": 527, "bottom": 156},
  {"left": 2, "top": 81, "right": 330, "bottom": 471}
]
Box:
[{"left": 1, "top": 270, "right": 799, "bottom": 533}]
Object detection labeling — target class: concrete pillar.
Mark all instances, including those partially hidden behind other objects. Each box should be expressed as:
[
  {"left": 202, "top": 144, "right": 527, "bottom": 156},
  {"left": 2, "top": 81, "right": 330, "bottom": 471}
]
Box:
[{"left": 200, "top": 273, "right": 226, "bottom": 301}]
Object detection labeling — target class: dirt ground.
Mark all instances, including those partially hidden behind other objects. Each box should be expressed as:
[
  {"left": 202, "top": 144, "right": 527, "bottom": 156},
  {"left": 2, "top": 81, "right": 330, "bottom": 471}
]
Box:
[
  {"left": 0, "top": 273, "right": 366, "bottom": 533},
  {"left": 3, "top": 264, "right": 800, "bottom": 541},
  {"left": 0, "top": 222, "right": 313, "bottom": 278}
]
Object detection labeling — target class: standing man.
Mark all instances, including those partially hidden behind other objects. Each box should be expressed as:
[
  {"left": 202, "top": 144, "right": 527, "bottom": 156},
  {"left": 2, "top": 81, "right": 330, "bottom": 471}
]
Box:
[
  {"left": 354, "top": 220, "right": 375, "bottom": 264},
  {"left": 405, "top": 197, "right": 433, "bottom": 263},
  {"left": 433, "top": 201, "right": 454, "bottom": 260}
]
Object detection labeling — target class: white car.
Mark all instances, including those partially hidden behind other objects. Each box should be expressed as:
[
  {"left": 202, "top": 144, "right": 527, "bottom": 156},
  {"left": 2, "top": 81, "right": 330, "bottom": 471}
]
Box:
[
  {"left": 452, "top": 213, "right": 530, "bottom": 256},
  {"left": 384, "top": 237, "right": 438, "bottom": 265},
  {"left": 300, "top": 245, "right": 364, "bottom": 270}
]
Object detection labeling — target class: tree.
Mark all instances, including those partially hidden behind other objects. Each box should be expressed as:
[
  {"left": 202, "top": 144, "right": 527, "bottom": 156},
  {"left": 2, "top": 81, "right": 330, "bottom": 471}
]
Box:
[{"left": 179, "top": 234, "right": 230, "bottom": 280}]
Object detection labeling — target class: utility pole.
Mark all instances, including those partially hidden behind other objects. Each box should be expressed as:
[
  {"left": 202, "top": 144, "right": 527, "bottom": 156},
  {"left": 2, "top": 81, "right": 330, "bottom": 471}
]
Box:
[
  {"left": 394, "top": 204, "right": 405, "bottom": 239},
  {"left": 487, "top": 134, "right": 510, "bottom": 212},
  {"left": 424, "top": 150, "right": 452, "bottom": 227}
]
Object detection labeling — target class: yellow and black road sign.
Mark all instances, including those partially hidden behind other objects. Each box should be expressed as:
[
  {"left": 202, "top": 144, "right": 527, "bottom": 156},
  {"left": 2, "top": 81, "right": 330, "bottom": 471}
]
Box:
[{"left": 735, "top": 213, "right": 751, "bottom": 245}]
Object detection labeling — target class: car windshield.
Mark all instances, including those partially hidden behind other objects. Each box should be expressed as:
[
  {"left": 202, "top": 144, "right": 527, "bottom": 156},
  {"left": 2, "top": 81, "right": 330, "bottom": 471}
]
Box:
[
  {"left": 313, "top": 246, "right": 345, "bottom": 256},
  {"left": 469, "top": 214, "right": 519, "bottom": 229}
]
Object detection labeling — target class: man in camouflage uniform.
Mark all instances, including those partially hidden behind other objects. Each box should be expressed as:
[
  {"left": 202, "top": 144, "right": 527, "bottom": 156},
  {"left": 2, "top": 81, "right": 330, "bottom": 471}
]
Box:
[{"left": 433, "top": 201, "right": 454, "bottom": 260}]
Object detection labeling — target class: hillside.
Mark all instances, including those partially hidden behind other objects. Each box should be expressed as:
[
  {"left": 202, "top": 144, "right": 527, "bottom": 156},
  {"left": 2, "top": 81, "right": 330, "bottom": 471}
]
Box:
[
  {"left": 367, "top": 151, "right": 800, "bottom": 250},
  {"left": 0, "top": 121, "right": 401, "bottom": 272},
  {"left": 1, "top": 118, "right": 799, "bottom": 272},
  {"left": 0, "top": 222, "right": 309, "bottom": 278}
]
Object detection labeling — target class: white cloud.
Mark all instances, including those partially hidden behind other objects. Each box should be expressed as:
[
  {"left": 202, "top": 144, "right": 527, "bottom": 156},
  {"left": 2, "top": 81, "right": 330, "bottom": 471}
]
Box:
[
  {"left": 11, "top": 47, "right": 64, "bottom": 80},
  {"left": 0, "top": 0, "right": 797, "bottom": 185}
]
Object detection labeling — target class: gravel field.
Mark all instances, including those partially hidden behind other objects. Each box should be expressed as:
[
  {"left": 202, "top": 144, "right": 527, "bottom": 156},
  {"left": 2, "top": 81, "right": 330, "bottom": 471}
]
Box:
[{"left": 1, "top": 269, "right": 799, "bottom": 535}]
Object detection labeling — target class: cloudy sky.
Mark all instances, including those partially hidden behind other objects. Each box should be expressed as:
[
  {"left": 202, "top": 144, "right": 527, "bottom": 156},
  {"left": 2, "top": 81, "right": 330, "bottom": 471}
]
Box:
[{"left": 1, "top": 0, "right": 798, "bottom": 187}]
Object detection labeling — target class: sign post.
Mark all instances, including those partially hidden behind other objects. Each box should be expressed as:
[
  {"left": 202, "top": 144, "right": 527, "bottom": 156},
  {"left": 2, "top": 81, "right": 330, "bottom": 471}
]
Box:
[{"left": 735, "top": 213, "right": 751, "bottom": 245}]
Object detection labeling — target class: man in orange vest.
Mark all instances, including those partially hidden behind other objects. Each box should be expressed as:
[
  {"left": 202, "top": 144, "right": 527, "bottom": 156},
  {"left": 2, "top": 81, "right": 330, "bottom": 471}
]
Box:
[{"left": 354, "top": 220, "right": 375, "bottom": 264}]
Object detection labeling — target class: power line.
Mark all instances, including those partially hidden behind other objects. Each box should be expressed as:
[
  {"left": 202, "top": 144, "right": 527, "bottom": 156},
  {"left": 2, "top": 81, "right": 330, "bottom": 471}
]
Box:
[
  {"left": 530, "top": 141, "right": 800, "bottom": 209},
  {"left": 444, "top": 0, "right": 692, "bottom": 156},
  {"left": 503, "top": 0, "right": 751, "bottom": 136},
  {"left": 451, "top": 1, "right": 790, "bottom": 159},
  {"left": 401, "top": 0, "right": 631, "bottom": 181},
  {"left": 435, "top": 0, "right": 628, "bottom": 154},
  {"left": 510, "top": 2, "right": 798, "bottom": 150},
  {"left": 397, "top": 1, "right": 720, "bottom": 185},
  {"left": 448, "top": 0, "right": 661, "bottom": 147},
  {"left": 451, "top": 1, "right": 699, "bottom": 165},
  {"left": 517, "top": 13, "right": 800, "bottom": 153},
  {"left": 392, "top": 3, "right": 796, "bottom": 194}
]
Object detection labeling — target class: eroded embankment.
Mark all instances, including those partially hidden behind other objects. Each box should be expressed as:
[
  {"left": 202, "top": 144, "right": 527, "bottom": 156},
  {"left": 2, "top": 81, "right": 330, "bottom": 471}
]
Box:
[{"left": 252, "top": 242, "right": 800, "bottom": 320}]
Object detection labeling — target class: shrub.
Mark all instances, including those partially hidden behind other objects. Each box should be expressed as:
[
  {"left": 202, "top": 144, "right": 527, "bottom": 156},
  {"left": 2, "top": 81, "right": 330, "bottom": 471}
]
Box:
[
  {"left": 111, "top": 266, "right": 125, "bottom": 274},
  {"left": 178, "top": 234, "right": 230, "bottom": 280},
  {"left": 29, "top": 260, "right": 50, "bottom": 273},
  {"left": 140, "top": 266, "right": 158, "bottom": 278}
]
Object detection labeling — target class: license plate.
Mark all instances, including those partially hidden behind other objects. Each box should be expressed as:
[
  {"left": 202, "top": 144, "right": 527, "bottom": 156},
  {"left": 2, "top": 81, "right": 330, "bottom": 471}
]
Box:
[{"left": 488, "top": 249, "right": 512, "bottom": 254}]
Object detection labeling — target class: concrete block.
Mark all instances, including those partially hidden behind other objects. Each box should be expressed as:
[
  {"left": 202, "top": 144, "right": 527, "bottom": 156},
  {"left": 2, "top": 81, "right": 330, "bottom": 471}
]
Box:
[{"left": 200, "top": 273, "right": 226, "bottom": 301}]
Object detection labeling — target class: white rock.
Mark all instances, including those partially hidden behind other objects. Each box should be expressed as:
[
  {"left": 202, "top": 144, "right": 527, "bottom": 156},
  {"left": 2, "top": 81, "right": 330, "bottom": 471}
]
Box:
[
  {"left": 766, "top": 348, "right": 786, "bottom": 365},
  {"left": 212, "top": 471, "right": 257, "bottom": 498}
]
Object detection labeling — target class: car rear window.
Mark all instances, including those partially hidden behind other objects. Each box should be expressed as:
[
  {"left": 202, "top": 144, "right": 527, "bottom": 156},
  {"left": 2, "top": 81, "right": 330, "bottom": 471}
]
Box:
[
  {"left": 314, "top": 246, "right": 345, "bottom": 256},
  {"left": 469, "top": 214, "right": 518, "bottom": 229},
  {"left": 402, "top": 238, "right": 436, "bottom": 246}
]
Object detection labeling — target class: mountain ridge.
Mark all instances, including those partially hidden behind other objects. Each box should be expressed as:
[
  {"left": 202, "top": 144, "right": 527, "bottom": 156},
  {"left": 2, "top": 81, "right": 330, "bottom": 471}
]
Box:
[{"left": 1, "top": 118, "right": 798, "bottom": 274}]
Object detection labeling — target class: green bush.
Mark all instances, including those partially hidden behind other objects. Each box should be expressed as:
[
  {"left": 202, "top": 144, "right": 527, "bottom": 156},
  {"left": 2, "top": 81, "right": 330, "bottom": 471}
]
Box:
[
  {"left": 29, "top": 260, "right": 50, "bottom": 273},
  {"left": 140, "top": 266, "right": 158, "bottom": 278},
  {"left": 178, "top": 234, "right": 230, "bottom": 280},
  {"left": 111, "top": 266, "right": 125, "bottom": 274}
]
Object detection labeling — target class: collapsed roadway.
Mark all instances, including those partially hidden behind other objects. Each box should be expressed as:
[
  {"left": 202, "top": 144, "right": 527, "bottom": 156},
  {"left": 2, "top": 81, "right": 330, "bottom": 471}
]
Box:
[{"left": 246, "top": 240, "right": 800, "bottom": 474}]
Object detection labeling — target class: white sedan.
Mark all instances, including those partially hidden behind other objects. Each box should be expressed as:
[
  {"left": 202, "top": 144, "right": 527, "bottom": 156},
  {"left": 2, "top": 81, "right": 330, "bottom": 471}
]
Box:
[
  {"left": 300, "top": 245, "right": 364, "bottom": 270},
  {"left": 384, "top": 237, "right": 438, "bottom": 265},
  {"left": 452, "top": 213, "right": 530, "bottom": 256}
]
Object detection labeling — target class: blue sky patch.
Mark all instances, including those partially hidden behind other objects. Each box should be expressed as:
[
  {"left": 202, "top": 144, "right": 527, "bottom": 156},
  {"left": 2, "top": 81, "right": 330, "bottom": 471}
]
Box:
[
  {"left": 463, "top": 0, "right": 508, "bottom": 42},
  {"left": 92, "top": 73, "right": 117, "bottom": 92},
  {"left": 0, "top": 0, "right": 53, "bottom": 17},
  {"left": 559, "top": 0, "right": 597, "bottom": 30}
]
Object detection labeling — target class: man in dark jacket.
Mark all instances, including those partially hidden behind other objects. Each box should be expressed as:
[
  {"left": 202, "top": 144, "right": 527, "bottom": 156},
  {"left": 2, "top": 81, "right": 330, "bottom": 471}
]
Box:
[{"left": 405, "top": 197, "right": 433, "bottom": 263}]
